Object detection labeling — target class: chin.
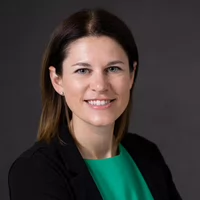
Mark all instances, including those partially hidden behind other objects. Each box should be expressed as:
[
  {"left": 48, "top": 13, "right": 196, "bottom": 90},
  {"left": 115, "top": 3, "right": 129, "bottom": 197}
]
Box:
[{"left": 87, "top": 117, "right": 115, "bottom": 127}]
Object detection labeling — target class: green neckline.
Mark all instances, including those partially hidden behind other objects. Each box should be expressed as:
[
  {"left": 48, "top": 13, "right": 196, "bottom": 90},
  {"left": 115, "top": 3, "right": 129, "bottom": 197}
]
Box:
[{"left": 84, "top": 144, "right": 123, "bottom": 162}]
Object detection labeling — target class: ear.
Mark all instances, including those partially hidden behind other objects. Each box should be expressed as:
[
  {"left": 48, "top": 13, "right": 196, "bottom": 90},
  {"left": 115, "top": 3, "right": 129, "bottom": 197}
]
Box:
[
  {"left": 129, "top": 62, "right": 137, "bottom": 89},
  {"left": 49, "top": 66, "right": 64, "bottom": 96}
]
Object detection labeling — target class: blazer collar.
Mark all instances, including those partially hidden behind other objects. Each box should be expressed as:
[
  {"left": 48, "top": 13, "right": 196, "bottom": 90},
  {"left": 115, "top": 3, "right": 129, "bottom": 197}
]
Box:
[
  {"left": 56, "top": 122, "right": 103, "bottom": 200},
  {"left": 56, "top": 122, "right": 167, "bottom": 200},
  {"left": 121, "top": 134, "right": 169, "bottom": 200}
]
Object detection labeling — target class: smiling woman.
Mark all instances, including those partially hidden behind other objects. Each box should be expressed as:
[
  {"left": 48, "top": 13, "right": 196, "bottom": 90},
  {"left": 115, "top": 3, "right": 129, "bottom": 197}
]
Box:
[
  {"left": 49, "top": 36, "right": 134, "bottom": 130},
  {"left": 8, "top": 8, "right": 182, "bottom": 200}
]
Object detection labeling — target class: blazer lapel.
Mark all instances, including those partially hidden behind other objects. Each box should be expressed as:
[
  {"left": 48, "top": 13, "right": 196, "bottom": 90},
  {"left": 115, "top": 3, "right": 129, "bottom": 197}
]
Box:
[
  {"left": 57, "top": 123, "right": 103, "bottom": 200},
  {"left": 57, "top": 122, "right": 168, "bottom": 200},
  {"left": 121, "top": 133, "right": 169, "bottom": 200}
]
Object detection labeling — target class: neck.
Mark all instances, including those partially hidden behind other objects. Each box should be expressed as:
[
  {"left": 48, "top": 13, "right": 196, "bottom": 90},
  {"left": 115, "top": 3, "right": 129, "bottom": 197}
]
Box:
[{"left": 70, "top": 118, "right": 118, "bottom": 160}]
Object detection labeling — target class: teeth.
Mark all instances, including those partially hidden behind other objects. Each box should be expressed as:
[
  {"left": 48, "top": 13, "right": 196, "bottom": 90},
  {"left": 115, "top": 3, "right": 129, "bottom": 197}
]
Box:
[{"left": 87, "top": 100, "right": 111, "bottom": 106}]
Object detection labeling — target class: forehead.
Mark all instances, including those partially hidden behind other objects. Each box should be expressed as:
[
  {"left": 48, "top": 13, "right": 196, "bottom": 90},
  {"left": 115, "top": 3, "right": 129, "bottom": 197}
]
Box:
[{"left": 65, "top": 36, "right": 128, "bottom": 63}]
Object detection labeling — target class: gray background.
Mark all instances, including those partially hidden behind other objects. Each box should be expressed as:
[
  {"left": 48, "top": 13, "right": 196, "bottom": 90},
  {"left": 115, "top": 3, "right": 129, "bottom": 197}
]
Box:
[{"left": 1, "top": 0, "right": 200, "bottom": 199}]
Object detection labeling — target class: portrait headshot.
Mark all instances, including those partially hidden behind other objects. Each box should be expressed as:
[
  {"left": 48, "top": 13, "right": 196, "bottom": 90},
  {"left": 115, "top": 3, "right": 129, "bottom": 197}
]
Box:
[
  {"left": 1, "top": 1, "right": 199, "bottom": 200},
  {"left": 7, "top": 8, "right": 182, "bottom": 200}
]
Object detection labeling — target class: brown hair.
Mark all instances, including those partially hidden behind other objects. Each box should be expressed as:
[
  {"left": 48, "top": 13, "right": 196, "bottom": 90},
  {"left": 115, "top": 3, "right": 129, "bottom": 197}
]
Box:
[{"left": 37, "top": 8, "right": 139, "bottom": 144}]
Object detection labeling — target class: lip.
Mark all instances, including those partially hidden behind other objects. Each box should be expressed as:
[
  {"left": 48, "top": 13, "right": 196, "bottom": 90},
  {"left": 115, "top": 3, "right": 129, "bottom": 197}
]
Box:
[
  {"left": 85, "top": 99, "right": 115, "bottom": 101},
  {"left": 85, "top": 99, "right": 115, "bottom": 110}
]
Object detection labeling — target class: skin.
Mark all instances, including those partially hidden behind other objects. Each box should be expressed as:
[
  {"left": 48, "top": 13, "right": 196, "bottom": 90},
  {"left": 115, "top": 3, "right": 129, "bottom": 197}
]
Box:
[{"left": 49, "top": 36, "right": 137, "bottom": 159}]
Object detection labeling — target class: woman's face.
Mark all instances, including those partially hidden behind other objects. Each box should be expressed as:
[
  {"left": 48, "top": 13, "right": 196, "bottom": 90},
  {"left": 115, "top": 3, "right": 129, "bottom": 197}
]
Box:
[{"left": 50, "top": 36, "right": 135, "bottom": 127}]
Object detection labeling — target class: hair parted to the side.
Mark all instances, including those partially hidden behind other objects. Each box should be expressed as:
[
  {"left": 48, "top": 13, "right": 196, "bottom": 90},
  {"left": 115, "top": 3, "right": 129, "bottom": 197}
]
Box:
[{"left": 37, "top": 8, "right": 139, "bottom": 144}]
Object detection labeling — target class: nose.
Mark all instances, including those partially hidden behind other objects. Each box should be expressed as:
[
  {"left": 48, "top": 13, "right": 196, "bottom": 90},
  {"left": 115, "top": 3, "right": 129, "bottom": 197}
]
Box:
[{"left": 90, "top": 71, "right": 109, "bottom": 92}]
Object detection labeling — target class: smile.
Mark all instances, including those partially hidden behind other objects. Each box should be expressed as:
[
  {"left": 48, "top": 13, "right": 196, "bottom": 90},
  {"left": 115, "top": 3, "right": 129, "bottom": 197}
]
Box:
[
  {"left": 85, "top": 99, "right": 115, "bottom": 108},
  {"left": 87, "top": 100, "right": 111, "bottom": 106}
]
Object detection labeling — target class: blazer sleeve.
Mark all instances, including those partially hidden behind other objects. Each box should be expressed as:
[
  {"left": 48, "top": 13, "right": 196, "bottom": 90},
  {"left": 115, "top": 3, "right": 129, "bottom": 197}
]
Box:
[
  {"left": 8, "top": 153, "right": 73, "bottom": 200},
  {"left": 153, "top": 144, "right": 182, "bottom": 200}
]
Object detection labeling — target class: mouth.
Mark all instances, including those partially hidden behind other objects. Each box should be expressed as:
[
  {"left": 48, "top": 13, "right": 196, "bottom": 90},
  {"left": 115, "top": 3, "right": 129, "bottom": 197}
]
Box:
[{"left": 84, "top": 99, "right": 116, "bottom": 106}]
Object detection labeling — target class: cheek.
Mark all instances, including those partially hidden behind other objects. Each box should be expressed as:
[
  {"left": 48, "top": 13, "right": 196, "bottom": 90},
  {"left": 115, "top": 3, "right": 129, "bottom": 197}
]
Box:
[
  {"left": 63, "top": 78, "right": 86, "bottom": 102},
  {"left": 115, "top": 77, "right": 132, "bottom": 94},
  {"left": 115, "top": 79, "right": 132, "bottom": 107},
  {"left": 64, "top": 77, "right": 79, "bottom": 92}
]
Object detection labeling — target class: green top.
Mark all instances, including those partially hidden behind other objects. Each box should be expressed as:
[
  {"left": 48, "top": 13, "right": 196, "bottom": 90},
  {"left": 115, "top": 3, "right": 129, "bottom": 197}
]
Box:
[{"left": 84, "top": 144, "right": 154, "bottom": 200}]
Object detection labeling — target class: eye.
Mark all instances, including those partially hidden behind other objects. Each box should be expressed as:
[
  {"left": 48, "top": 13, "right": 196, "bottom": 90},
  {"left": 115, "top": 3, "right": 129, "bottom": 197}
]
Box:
[
  {"left": 75, "top": 68, "right": 90, "bottom": 74},
  {"left": 107, "top": 66, "right": 122, "bottom": 73}
]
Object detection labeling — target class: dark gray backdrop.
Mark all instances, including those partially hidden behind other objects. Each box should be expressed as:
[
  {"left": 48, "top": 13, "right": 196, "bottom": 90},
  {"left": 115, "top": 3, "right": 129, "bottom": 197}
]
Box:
[{"left": 1, "top": 0, "right": 200, "bottom": 199}]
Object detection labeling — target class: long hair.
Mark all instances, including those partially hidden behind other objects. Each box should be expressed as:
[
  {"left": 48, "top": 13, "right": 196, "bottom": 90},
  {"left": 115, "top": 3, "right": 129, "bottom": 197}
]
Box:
[{"left": 37, "top": 8, "right": 139, "bottom": 144}]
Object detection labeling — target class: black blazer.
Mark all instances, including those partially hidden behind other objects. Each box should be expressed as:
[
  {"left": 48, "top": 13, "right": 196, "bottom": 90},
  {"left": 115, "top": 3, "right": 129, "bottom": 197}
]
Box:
[{"left": 8, "top": 124, "right": 182, "bottom": 200}]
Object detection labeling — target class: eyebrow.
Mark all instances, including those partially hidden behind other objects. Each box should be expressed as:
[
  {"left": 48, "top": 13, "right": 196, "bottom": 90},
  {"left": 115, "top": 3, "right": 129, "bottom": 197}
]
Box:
[{"left": 71, "top": 60, "right": 125, "bottom": 67}]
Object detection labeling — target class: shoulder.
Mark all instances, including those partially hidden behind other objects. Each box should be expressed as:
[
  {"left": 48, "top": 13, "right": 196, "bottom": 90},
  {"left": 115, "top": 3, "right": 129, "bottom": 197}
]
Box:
[
  {"left": 8, "top": 139, "right": 64, "bottom": 184},
  {"left": 122, "top": 133, "right": 164, "bottom": 161},
  {"left": 122, "top": 133, "right": 157, "bottom": 151},
  {"left": 10, "top": 139, "right": 57, "bottom": 166},
  {"left": 122, "top": 133, "right": 182, "bottom": 199},
  {"left": 8, "top": 140, "right": 73, "bottom": 199}
]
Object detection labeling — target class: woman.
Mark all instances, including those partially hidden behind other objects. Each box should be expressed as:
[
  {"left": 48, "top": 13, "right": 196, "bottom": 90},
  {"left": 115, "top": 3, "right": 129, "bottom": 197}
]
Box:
[{"left": 8, "top": 8, "right": 182, "bottom": 200}]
